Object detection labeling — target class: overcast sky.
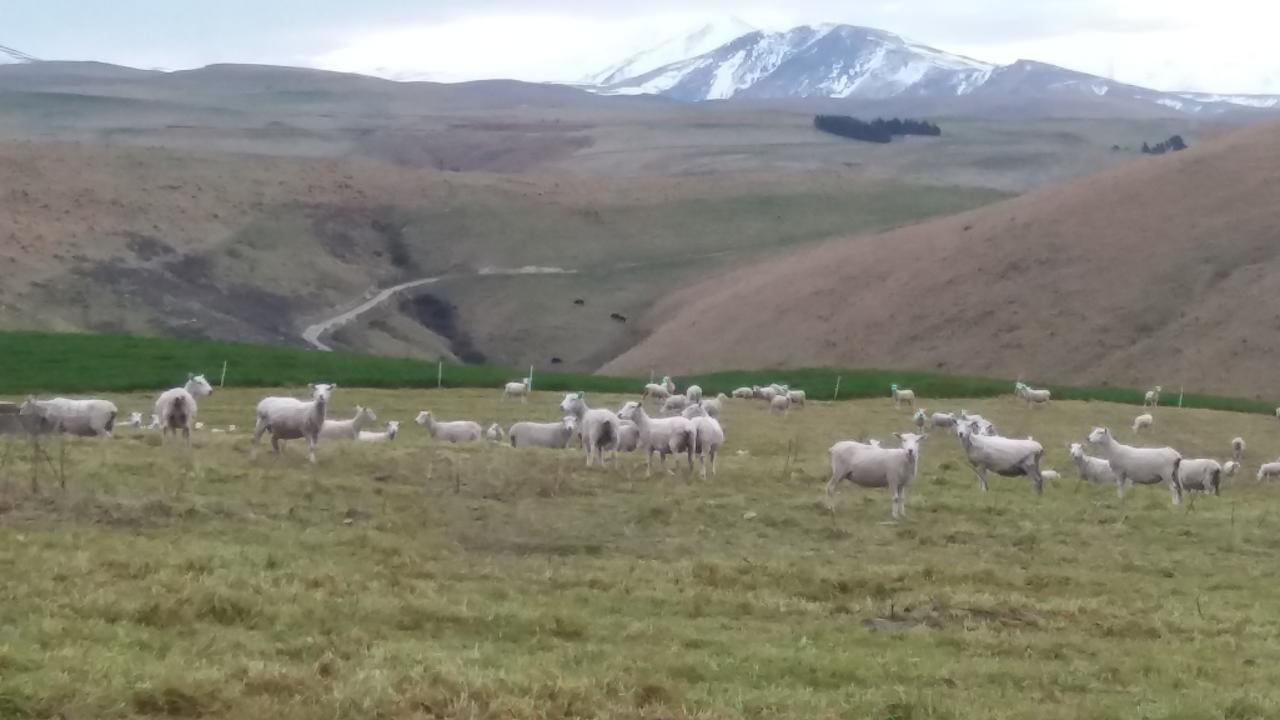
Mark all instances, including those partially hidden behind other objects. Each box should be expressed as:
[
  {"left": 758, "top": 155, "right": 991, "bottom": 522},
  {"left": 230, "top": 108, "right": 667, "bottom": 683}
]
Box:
[{"left": 9, "top": 1, "right": 1280, "bottom": 93}]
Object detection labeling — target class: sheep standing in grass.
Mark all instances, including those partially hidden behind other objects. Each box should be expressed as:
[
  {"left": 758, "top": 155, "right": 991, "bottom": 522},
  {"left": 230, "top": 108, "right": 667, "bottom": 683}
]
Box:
[
  {"left": 1014, "top": 382, "right": 1051, "bottom": 407},
  {"left": 415, "top": 411, "right": 482, "bottom": 443},
  {"left": 929, "top": 412, "right": 956, "bottom": 429},
  {"left": 253, "top": 383, "right": 335, "bottom": 463},
  {"left": 1223, "top": 460, "right": 1241, "bottom": 478},
  {"left": 661, "top": 394, "right": 691, "bottom": 415},
  {"left": 485, "top": 423, "right": 505, "bottom": 443},
  {"left": 827, "top": 433, "right": 926, "bottom": 519},
  {"left": 890, "top": 384, "right": 915, "bottom": 409},
  {"left": 912, "top": 409, "right": 927, "bottom": 432},
  {"left": 731, "top": 387, "right": 754, "bottom": 399},
  {"left": 1067, "top": 442, "right": 1119, "bottom": 485},
  {"left": 320, "top": 405, "right": 377, "bottom": 440},
  {"left": 509, "top": 417, "right": 578, "bottom": 449},
  {"left": 1145, "top": 386, "right": 1163, "bottom": 408},
  {"left": 1087, "top": 426, "right": 1182, "bottom": 504},
  {"left": 502, "top": 378, "right": 531, "bottom": 402},
  {"left": 1132, "top": 413, "right": 1154, "bottom": 433},
  {"left": 643, "top": 383, "right": 671, "bottom": 401},
  {"left": 20, "top": 397, "right": 119, "bottom": 438},
  {"left": 786, "top": 389, "right": 806, "bottom": 408},
  {"left": 758, "top": 387, "right": 778, "bottom": 402},
  {"left": 358, "top": 421, "right": 400, "bottom": 443},
  {"left": 689, "top": 414, "right": 725, "bottom": 479},
  {"left": 700, "top": 393, "right": 727, "bottom": 419},
  {"left": 1231, "top": 437, "right": 1246, "bottom": 462},
  {"left": 560, "top": 392, "right": 620, "bottom": 468},
  {"left": 770, "top": 394, "right": 792, "bottom": 414},
  {"left": 618, "top": 401, "right": 694, "bottom": 477},
  {"left": 616, "top": 421, "right": 641, "bottom": 452},
  {"left": 957, "top": 411, "right": 996, "bottom": 437},
  {"left": 956, "top": 421, "right": 1045, "bottom": 494},
  {"left": 1258, "top": 463, "right": 1280, "bottom": 481},
  {"left": 155, "top": 373, "right": 215, "bottom": 446},
  {"left": 1177, "top": 458, "right": 1222, "bottom": 496}
]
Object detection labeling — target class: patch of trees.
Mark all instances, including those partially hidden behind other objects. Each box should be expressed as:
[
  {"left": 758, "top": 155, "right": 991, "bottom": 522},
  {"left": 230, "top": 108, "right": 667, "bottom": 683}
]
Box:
[
  {"left": 813, "top": 115, "right": 943, "bottom": 144},
  {"left": 1141, "top": 135, "right": 1188, "bottom": 155}
]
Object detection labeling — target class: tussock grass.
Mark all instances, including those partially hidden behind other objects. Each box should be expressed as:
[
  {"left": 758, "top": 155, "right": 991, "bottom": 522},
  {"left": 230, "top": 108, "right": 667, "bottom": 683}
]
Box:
[{"left": 1, "top": 387, "right": 1280, "bottom": 717}]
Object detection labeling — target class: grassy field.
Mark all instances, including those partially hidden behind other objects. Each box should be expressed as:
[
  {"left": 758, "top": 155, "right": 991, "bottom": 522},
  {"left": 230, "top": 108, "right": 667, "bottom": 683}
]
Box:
[{"left": 1, "top": 387, "right": 1280, "bottom": 718}]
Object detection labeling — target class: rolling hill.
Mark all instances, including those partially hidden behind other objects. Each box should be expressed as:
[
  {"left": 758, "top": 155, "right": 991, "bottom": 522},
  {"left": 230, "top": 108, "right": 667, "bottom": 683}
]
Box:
[{"left": 602, "top": 120, "right": 1280, "bottom": 398}]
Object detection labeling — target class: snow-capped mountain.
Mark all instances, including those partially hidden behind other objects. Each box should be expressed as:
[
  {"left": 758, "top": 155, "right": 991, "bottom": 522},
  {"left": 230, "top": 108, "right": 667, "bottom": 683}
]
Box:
[
  {"left": 596, "top": 24, "right": 1280, "bottom": 116},
  {"left": 586, "top": 18, "right": 756, "bottom": 87},
  {"left": 0, "top": 44, "right": 38, "bottom": 64}
]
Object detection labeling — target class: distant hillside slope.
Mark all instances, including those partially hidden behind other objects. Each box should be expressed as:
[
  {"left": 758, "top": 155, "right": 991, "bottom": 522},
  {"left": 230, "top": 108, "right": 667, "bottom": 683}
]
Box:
[{"left": 603, "top": 120, "right": 1280, "bottom": 398}]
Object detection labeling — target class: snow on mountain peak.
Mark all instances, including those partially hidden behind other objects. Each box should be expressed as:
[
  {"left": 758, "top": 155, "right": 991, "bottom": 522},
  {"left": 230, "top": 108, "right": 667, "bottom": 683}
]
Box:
[{"left": 585, "top": 18, "right": 756, "bottom": 86}]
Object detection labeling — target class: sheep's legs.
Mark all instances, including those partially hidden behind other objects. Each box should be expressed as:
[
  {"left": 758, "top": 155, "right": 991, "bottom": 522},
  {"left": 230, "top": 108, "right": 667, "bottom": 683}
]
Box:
[
  {"left": 251, "top": 419, "right": 268, "bottom": 458},
  {"left": 1029, "top": 464, "right": 1044, "bottom": 495},
  {"left": 825, "top": 474, "right": 842, "bottom": 510},
  {"left": 969, "top": 464, "right": 989, "bottom": 492},
  {"left": 891, "top": 483, "right": 904, "bottom": 519},
  {"left": 1115, "top": 475, "right": 1126, "bottom": 499},
  {"left": 1168, "top": 475, "right": 1183, "bottom": 505},
  {"left": 306, "top": 435, "right": 318, "bottom": 464}
]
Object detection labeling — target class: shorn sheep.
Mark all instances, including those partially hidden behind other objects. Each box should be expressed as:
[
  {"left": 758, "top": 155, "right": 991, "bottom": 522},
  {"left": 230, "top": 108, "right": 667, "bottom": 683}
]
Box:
[
  {"left": 320, "top": 405, "right": 377, "bottom": 440},
  {"left": 1132, "top": 413, "right": 1154, "bottom": 433},
  {"left": 661, "top": 394, "right": 691, "bottom": 415},
  {"left": 415, "top": 411, "right": 482, "bottom": 443},
  {"left": 1176, "top": 458, "right": 1222, "bottom": 495},
  {"left": 20, "top": 397, "right": 118, "bottom": 438},
  {"left": 618, "top": 401, "right": 694, "bottom": 476},
  {"left": 1145, "top": 386, "right": 1162, "bottom": 407},
  {"left": 912, "top": 409, "right": 927, "bottom": 432},
  {"left": 731, "top": 387, "right": 754, "bottom": 399},
  {"left": 502, "top": 378, "right": 531, "bottom": 402},
  {"left": 1014, "top": 382, "right": 1051, "bottom": 407},
  {"left": 560, "top": 392, "right": 620, "bottom": 468},
  {"left": 700, "top": 393, "right": 728, "bottom": 419},
  {"left": 509, "top": 417, "right": 578, "bottom": 449},
  {"left": 485, "top": 423, "right": 505, "bottom": 443},
  {"left": 253, "top": 383, "right": 335, "bottom": 463},
  {"left": 1258, "top": 462, "right": 1280, "bottom": 482},
  {"left": 770, "top": 394, "right": 792, "bottom": 414},
  {"left": 689, "top": 414, "right": 725, "bottom": 479},
  {"left": 1067, "top": 442, "right": 1119, "bottom": 485},
  {"left": 357, "top": 421, "right": 400, "bottom": 442},
  {"left": 616, "top": 421, "right": 641, "bottom": 452},
  {"left": 929, "top": 412, "right": 957, "bottom": 429},
  {"left": 1087, "top": 427, "right": 1183, "bottom": 505},
  {"left": 1223, "top": 460, "right": 1241, "bottom": 478},
  {"left": 956, "top": 421, "right": 1046, "bottom": 494},
  {"left": 787, "top": 390, "right": 806, "bottom": 407},
  {"left": 827, "top": 433, "right": 926, "bottom": 519},
  {"left": 643, "top": 383, "right": 672, "bottom": 401},
  {"left": 155, "top": 373, "right": 215, "bottom": 445},
  {"left": 890, "top": 384, "right": 915, "bottom": 409},
  {"left": 1231, "top": 437, "right": 1246, "bottom": 461}
]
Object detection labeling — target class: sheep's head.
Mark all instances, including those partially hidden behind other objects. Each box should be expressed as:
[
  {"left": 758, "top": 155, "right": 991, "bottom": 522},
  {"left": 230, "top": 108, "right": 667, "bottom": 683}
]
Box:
[
  {"left": 562, "top": 416, "right": 578, "bottom": 431},
  {"left": 386, "top": 420, "right": 401, "bottom": 436},
  {"left": 894, "top": 432, "right": 926, "bottom": 458},
  {"left": 18, "top": 397, "right": 40, "bottom": 417},
  {"left": 559, "top": 392, "right": 584, "bottom": 414},
  {"left": 310, "top": 383, "right": 335, "bottom": 403},
  {"left": 188, "top": 374, "right": 215, "bottom": 397},
  {"left": 357, "top": 406, "right": 377, "bottom": 423},
  {"left": 1224, "top": 460, "right": 1241, "bottom": 477},
  {"left": 1087, "top": 427, "right": 1110, "bottom": 445},
  {"left": 1068, "top": 442, "right": 1085, "bottom": 459},
  {"left": 890, "top": 384, "right": 898, "bottom": 393},
  {"left": 415, "top": 411, "right": 433, "bottom": 426},
  {"left": 618, "top": 401, "right": 640, "bottom": 421}
]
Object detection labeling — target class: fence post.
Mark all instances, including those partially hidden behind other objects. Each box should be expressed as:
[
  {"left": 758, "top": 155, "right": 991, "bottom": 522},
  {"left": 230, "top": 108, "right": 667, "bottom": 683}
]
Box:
[
  {"left": 1179, "top": 386, "right": 1184, "bottom": 408},
  {"left": 529, "top": 365, "right": 534, "bottom": 393},
  {"left": 220, "top": 361, "right": 228, "bottom": 388},
  {"left": 833, "top": 375, "right": 842, "bottom": 401},
  {"left": 437, "top": 361, "right": 443, "bottom": 390}
]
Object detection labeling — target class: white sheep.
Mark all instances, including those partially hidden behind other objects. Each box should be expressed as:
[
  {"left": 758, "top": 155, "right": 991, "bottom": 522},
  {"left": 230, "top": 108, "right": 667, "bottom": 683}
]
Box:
[
  {"left": 661, "top": 376, "right": 676, "bottom": 395},
  {"left": 956, "top": 421, "right": 1045, "bottom": 493},
  {"left": 1231, "top": 437, "right": 1246, "bottom": 461},
  {"left": 1014, "top": 382, "right": 1051, "bottom": 407},
  {"left": 1041, "top": 469, "right": 1061, "bottom": 482},
  {"left": 252, "top": 383, "right": 335, "bottom": 463},
  {"left": 1144, "top": 386, "right": 1162, "bottom": 407},
  {"left": 689, "top": 414, "right": 725, "bottom": 479},
  {"left": 686, "top": 384, "right": 704, "bottom": 404},
  {"left": 956, "top": 411, "right": 996, "bottom": 437},
  {"left": 415, "top": 411, "right": 482, "bottom": 443},
  {"left": 827, "top": 433, "right": 926, "bottom": 519},
  {"left": 485, "top": 423, "right": 505, "bottom": 443},
  {"left": 769, "top": 394, "right": 792, "bottom": 414},
  {"left": 119, "top": 412, "right": 145, "bottom": 429},
  {"left": 1258, "top": 462, "right": 1280, "bottom": 481},
  {"left": 1087, "top": 426, "right": 1183, "bottom": 504},
  {"left": 787, "top": 389, "right": 806, "bottom": 407},
  {"left": 560, "top": 392, "right": 621, "bottom": 467},
  {"left": 358, "top": 420, "right": 401, "bottom": 443},
  {"left": 155, "top": 373, "right": 215, "bottom": 446},
  {"left": 502, "top": 378, "right": 531, "bottom": 402},
  {"left": 758, "top": 387, "right": 778, "bottom": 402},
  {"left": 1067, "top": 442, "right": 1119, "bottom": 485},
  {"left": 320, "top": 405, "right": 377, "bottom": 440},
  {"left": 929, "top": 412, "right": 957, "bottom": 429},
  {"left": 701, "top": 393, "right": 727, "bottom": 419},
  {"left": 147, "top": 413, "right": 162, "bottom": 431},
  {"left": 618, "top": 401, "right": 694, "bottom": 476},
  {"left": 616, "top": 420, "right": 641, "bottom": 452},
  {"left": 731, "top": 387, "right": 755, "bottom": 399},
  {"left": 509, "top": 416, "right": 578, "bottom": 449},
  {"left": 1132, "top": 413, "right": 1154, "bottom": 433},
  {"left": 890, "top": 384, "right": 915, "bottom": 409},
  {"left": 20, "top": 397, "right": 119, "bottom": 438},
  {"left": 912, "top": 409, "right": 927, "bottom": 432},
  {"left": 643, "top": 383, "right": 672, "bottom": 401},
  {"left": 1223, "top": 460, "right": 1241, "bottom": 478},
  {"left": 661, "top": 394, "right": 691, "bottom": 415},
  {"left": 1176, "top": 458, "right": 1222, "bottom": 496}
]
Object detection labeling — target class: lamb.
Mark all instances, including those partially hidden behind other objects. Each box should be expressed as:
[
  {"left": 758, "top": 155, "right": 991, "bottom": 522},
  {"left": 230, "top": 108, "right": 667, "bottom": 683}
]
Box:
[
  {"left": 1258, "top": 462, "right": 1280, "bottom": 481},
  {"left": 827, "top": 433, "right": 927, "bottom": 519},
  {"left": 1231, "top": 437, "right": 1246, "bottom": 461},
  {"left": 1014, "top": 382, "right": 1051, "bottom": 407},
  {"left": 252, "top": 383, "right": 335, "bottom": 463},
  {"left": 956, "top": 421, "right": 1046, "bottom": 494},
  {"left": 1176, "top": 458, "right": 1222, "bottom": 496},
  {"left": 912, "top": 409, "right": 927, "bottom": 432},
  {"left": 19, "top": 397, "right": 119, "bottom": 438},
  {"left": 1132, "top": 413, "right": 1154, "bottom": 433},
  {"left": 320, "top": 405, "right": 377, "bottom": 440},
  {"left": 415, "top": 411, "right": 482, "bottom": 443},
  {"left": 1067, "top": 442, "right": 1120, "bottom": 485},
  {"left": 770, "top": 394, "right": 792, "bottom": 414},
  {"left": 502, "top": 378, "right": 531, "bottom": 402},
  {"left": 890, "top": 384, "right": 915, "bottom": 409},
  {"left": 929, "top": 412, "right": 957, "bottom": 429},
  {"left": 560, "top": 392, "right": 620, "bottom": 467},
  {"left": 1087, "top": 426, "right": 1183, "bottom": 504},
  {"left": 618, "top": 400, "right": 694, "bottom": 476},
  {"left": 357, "top": 421, "right": 400, "bottom": 443},
  {"left": 1144, "top": 386, "right": 1163, "bottom": 407},
  {"left": 686, "top": 384, "right": 704, "bottom": 404},
  {"left": 731, "top": 387, "right": 755, "bottom": 399},
  {"left": 689, "top": 414, "right": 725, "bottom": 479},
  {"left": 509, "top": 416, "right": 578, "bottom": 449},
  {"left": 485, "top": 423, "right": 505, "bottom": 443},
  {"left": 119, "top": 412, "right": 145, "bottom": 429},
  {"left": 154, "top": 373, "right": 215, "bottom": 445},
  {"left": 1041, "top": 470, "right": 1061, "bottom": 482},
  {"left": 661, "top": 394, "right": 691, "bottom": 415},
  {"left": 643, "top": 383, "right": 672, "bottom": 401},
  {"left": 1223, "top": 460, "right": 1241, "bottom": 478}
]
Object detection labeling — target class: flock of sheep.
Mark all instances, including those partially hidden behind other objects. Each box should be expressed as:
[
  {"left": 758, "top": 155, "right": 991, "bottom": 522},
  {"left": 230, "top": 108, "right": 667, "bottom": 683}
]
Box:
[{"left": 6, "top": 374, "right": 1278, "bottom": 518}]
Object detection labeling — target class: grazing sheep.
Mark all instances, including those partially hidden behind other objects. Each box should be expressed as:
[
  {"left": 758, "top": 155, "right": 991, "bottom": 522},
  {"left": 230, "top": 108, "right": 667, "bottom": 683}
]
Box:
[
  {"left": 686, "top": 385, "right": 704, "bottom": 404},
  {"left": 252, "top": 383, "right": 335, "bottom": 463},
  {"left": 689, "top": 414, "right": 725, "bottom": 479},
  {"left": 1258, "top": 462, "right": 1280, "bottom": 481},
  {"left": 929, "top": 412, "right": 957, "bottom": 429},
  {"left": 560, "top": 392, "right": 620, "bottom": 468},
  {"left": 1231, "top": 437, "right": 1246, "bottom": 461},
  {"left": 661, "top": 394, "right": 691, "bottom": 415},
  {"left": 616, "top": 420, "right": 641, "bottom": 452},
  {"left": 1145, "top": 386, "right": 1163, "bottom": 407},
  {"left": 912, "top": 409, "right": 927, "bottom": 432},
  {"left": 320, "top": 405, "right": 377, "bottom": 440},
  {"left": 1177, "top": 458, "right": 1223, "bottom": 496},
  {"left": 1067, "top": 442, "right": 1120, "bottom": 485},
  {"left": 786, "top": 389, "right": 806, "bottom": 407},
  {"left": 155, "top": 373, "right": 215, "bottom": 445},
  {"left": 890, "top": 384, "right": 915, "bottom": 409},
  {"left": 770, "top": 394, "right": 792, "bottom": 414},
  {"left": 731, "top": 387, "right": 755, "bottom": 399},
  {"left": 415, "top": 411, "right": 482, "bottom": 443},
  {"left": 827, "top": 433, "right": 927, "bottom": 519},
  {"left": 643, "top": 383, "right": 672, "bottom": 401},
  {"left": 1132, "top": 413, "right": 1154, "bottom": 433},
  {"left": 956, "top": 421, "right": 1045, "bottom": 494},
  {"left": 502, "top": 378, "right": 531, "bottom": 402},
  {"left": 618, "top": 401, "right": 694, "bottom": 477},
  {"left": 1087, "top": 427, "right": 1182, "bottom": 504},
  {"left": 485, "top": 423, "right": 505, "bottom": 443},
  {"left": 358, "top": 421, "right": 401, "bottom": 443},
  {"left": 0, "top": 401, "right": 55, "bottom": 436},
  {"left": 20, "top": 397, "right": 118, "bottom": 438},
  {"left": 1223, "top": 460, "right": 1241, "bottom": 478},
  {"left": 1014, "top": 382, "right": 1051, "bottom": 407},
  {"left": 509, "top": 416, "right": 577, "bottom": 449}
]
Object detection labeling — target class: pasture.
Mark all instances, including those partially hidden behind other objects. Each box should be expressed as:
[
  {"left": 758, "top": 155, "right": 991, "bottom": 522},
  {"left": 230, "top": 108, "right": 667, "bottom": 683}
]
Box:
[{"left": 2, "top": 387, "right": 1280, "bottom": 718}]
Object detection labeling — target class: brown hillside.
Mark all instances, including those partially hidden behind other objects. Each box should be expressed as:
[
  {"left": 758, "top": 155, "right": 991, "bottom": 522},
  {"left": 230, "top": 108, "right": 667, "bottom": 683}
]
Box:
[{"left": 603, "top": 121, "right": 1280, "bottom": 397}]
